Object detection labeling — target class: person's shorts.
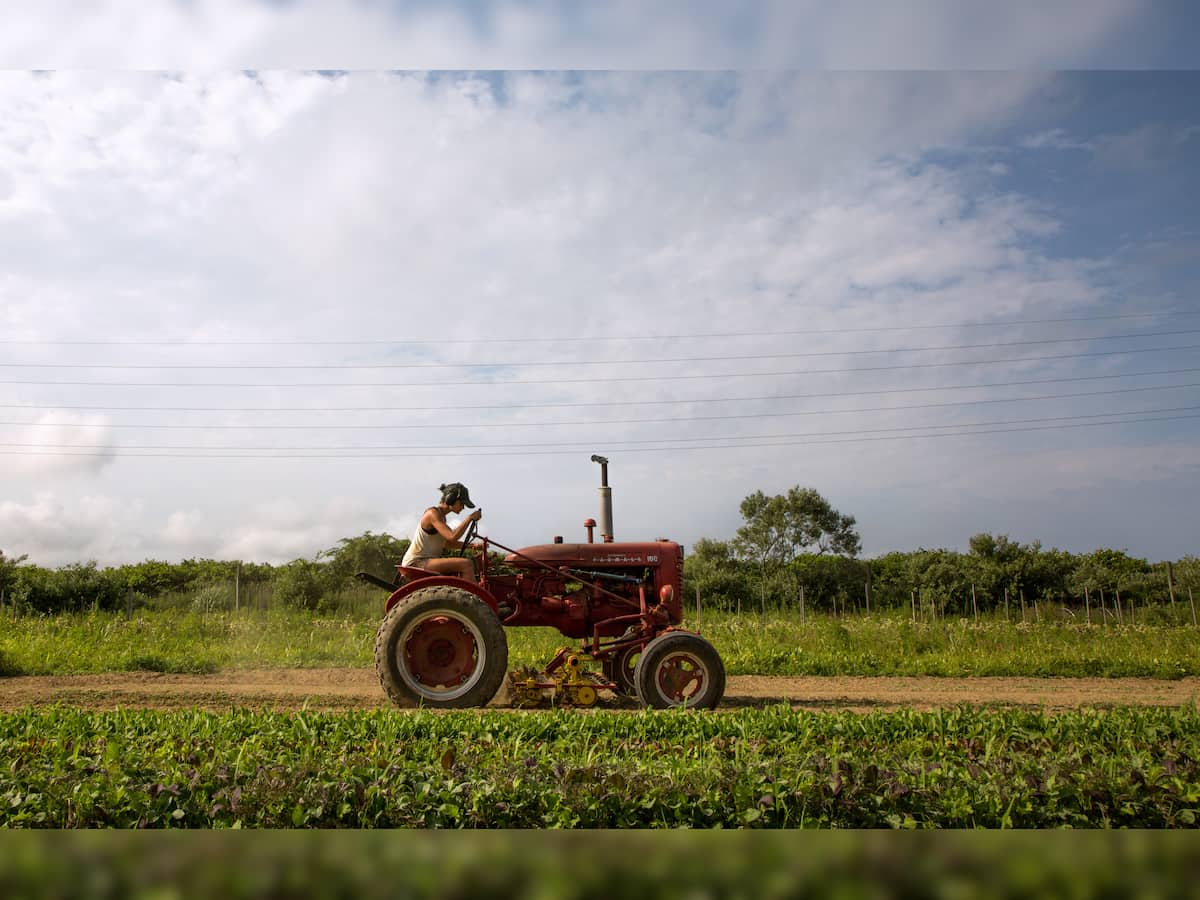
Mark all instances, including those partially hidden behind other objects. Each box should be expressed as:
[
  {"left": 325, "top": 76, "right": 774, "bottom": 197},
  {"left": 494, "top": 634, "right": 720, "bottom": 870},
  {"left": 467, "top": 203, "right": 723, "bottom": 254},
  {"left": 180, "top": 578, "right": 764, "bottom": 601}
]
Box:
[{"left": 403, "top": 558, "right": 432, "bottom": 570}]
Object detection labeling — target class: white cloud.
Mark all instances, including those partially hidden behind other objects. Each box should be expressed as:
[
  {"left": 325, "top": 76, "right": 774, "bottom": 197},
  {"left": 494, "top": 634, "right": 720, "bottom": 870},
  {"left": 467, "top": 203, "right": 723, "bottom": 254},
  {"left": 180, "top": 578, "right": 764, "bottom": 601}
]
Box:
[
  {"left": 0, "top": 69, "right": 1194, "bottom": 566},
  {"left": 0, "top": 0, "right": 1150, "bottom": 69},
  {"left": 213, "top": 496, "right": 380, "bottom": 563},
  {"left": 1021, "top": 122, "right": 1200, "bottom": 170},
  {"left": 161, "top": 509, "right": 206, "bottom": 547},
  {"left": 1020, "top": 128, "right": 1094, "bottom": 151},
  {"left": 1, "top": 411, "right": 117, "bottom": 476},
  {"left": 0, "top": 492, "right": 144, "bottom": 563}
]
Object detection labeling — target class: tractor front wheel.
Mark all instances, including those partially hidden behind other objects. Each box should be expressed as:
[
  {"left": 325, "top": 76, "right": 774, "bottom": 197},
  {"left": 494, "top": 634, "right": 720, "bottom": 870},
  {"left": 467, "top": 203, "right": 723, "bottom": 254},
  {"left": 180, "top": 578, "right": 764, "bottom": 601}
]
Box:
[
  {"left": 633, "top": 632, "right": 725, "bottom": 710},
  {"left": 374, "top": 585, "right": 508, "bottom": 709}
]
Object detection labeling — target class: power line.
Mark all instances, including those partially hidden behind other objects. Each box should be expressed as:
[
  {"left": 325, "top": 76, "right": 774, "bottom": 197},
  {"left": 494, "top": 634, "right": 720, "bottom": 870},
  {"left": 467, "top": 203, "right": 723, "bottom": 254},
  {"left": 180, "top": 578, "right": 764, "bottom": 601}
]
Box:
[
  {"left": 3, "top": 367, "right": 1198, "bottom": 413},
  {"left": 4, "top": 329, "right": 1198, "bottom": 369},
  {"left": 2, "top": 412, "right": 1196, "bottom": 458},
  {"left": 3, "top": 344, "right": 1198, "bottom": 388},
  {"left": 3, "top": 309, "right": 1197, "bottom": 345},
  {"left": 3, "top": 383, "right": 1198, "bottom": 431},
  {"left": 6, "top": 405, "right": 1197, "bottom": 452}
]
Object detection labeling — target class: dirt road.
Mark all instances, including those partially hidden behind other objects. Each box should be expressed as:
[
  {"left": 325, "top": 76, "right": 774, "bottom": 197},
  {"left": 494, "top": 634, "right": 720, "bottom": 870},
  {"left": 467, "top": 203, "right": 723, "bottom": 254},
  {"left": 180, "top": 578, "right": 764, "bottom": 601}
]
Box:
[{"left": 2, "top": 669, "right": 1198, "bottom": 712}]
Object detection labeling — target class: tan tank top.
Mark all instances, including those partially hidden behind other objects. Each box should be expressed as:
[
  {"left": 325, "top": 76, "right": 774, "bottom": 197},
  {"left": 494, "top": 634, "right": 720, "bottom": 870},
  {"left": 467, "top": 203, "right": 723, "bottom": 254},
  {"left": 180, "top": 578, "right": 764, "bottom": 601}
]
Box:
[{"left": 402, "top": 509, "right": 448, "bottom": 565}]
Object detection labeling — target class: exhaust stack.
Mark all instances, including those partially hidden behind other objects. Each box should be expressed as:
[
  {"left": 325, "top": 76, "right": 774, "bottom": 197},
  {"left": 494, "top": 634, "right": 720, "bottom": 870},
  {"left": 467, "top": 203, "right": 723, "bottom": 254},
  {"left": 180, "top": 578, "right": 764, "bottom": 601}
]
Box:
[{"left": 590, "top": 454, "right": 614, "bottom": 542}]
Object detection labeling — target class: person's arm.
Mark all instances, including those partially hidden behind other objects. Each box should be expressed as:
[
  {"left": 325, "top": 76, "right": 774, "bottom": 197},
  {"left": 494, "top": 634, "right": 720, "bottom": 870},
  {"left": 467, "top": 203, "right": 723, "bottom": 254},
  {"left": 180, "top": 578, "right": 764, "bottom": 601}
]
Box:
[
  {"left": 428, "top": 509, "right": 482, "bottom": 548},
  {"left": 448, "top": 509, "right": 483, "bottom": 548}
]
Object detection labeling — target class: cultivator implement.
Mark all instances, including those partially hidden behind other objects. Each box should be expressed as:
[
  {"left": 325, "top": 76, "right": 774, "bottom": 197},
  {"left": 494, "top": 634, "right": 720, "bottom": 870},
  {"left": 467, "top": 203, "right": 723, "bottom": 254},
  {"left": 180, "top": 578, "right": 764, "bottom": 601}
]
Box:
[{"left": 508, "top": 648, "right": 617, "bottom": 709}]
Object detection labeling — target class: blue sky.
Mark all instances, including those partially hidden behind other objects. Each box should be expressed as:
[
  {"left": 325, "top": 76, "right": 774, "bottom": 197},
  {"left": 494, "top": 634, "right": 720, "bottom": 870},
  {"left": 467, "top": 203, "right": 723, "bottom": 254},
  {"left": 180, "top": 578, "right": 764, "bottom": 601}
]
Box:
[{"left": 0, "top": 4, "right": 1197, "bottom": 567}]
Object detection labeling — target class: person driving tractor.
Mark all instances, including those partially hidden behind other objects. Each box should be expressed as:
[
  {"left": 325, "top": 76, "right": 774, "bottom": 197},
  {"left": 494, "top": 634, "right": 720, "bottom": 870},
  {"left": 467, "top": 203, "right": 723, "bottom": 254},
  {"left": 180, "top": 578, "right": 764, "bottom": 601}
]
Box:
[{"left": 400, "top": 482, "right": 483, "bottom": 581}]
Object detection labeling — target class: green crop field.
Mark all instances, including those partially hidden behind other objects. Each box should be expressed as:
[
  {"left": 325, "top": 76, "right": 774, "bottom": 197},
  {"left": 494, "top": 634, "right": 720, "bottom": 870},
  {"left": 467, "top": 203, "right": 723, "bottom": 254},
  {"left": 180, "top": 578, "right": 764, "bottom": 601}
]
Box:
[
  {"left": 3, "top": 704, "right": 1198, "bottom": 828},
  {"left": 4, "top": 606, "right": 1200, "bottom": 833},
  {"left": 1, "top": 607, "right": 1198, "bottom": 678}
]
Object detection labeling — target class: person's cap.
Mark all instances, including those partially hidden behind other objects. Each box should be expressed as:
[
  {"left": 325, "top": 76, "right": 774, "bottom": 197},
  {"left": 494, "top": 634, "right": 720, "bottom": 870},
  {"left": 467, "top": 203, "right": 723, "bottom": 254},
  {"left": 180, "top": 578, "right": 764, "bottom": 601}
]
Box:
[{"left": 446, "top": 482, "right": 475, "bottom": 507}]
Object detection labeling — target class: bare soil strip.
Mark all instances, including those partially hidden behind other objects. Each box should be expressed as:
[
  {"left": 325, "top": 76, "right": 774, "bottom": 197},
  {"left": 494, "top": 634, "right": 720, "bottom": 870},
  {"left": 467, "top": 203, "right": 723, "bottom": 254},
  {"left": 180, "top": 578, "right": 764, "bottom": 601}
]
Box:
[{"left": 2, "top": 669, "right": 1198, "bottom": 713}]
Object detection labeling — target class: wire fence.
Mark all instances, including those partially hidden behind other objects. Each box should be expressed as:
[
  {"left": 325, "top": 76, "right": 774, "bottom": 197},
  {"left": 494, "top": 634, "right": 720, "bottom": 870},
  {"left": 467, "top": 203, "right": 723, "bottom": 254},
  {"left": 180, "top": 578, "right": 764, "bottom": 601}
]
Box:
[{"left": 3, "top": 574, "right": 1194, "bottom": 630}]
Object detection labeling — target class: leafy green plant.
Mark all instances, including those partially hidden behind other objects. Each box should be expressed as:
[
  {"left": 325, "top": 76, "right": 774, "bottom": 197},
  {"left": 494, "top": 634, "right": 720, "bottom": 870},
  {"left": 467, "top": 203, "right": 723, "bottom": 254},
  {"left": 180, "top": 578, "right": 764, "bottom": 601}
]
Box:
[{"left": 2, "top": 705, "right": 1197, "bottom": 828}]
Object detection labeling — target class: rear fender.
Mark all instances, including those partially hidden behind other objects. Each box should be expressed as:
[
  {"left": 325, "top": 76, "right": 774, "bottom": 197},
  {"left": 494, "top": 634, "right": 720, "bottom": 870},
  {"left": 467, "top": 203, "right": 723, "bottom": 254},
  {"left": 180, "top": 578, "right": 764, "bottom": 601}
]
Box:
[{"left": 384, "top": 576, "right": 499, "bottom": 614}]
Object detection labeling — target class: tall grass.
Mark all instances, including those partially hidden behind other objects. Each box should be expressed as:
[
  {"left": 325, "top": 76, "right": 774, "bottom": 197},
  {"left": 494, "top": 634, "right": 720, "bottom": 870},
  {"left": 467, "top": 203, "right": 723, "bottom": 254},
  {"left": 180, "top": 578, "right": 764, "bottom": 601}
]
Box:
[
  {"left": 1, "top": 606, "right": 1197, "bottom": 678},
  {"left": 702, "top": 612, "right": 1200, "bottom": 678}
]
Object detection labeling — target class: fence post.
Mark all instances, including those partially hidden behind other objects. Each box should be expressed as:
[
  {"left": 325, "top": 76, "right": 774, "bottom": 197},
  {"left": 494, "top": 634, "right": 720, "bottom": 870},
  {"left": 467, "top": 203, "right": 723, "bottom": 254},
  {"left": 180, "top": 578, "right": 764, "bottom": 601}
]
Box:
[
  {"left": 1004, "top": 587, "right": 1009, "bottom": 622},
  {"left": 1032, "top": 593, "right": 1039, "bottom": 623},
  {"left": 1020, "top": 589, "right": 1026, "bottom": 624},
  {"left": 235, "top": 562, "right": 241, "bottom": 613},
  {"left": 1084, "top": 586, "right": 1092, "bottom": 625},
  {"left": 799, "top": 585, "right": 806, "bottom": 624},
  {"left": 864, "top": 580, "right": 871, "bottom": 615},
  {"left": 910, "top": 590, "right": 916, "bottom": 624},
  {"left": 971, "top": 584, "right": 979, "bottom": 624},
  {"left": 1167, "top": 562, "right": 1179, "bottom": 620},
  {"left": 1189, "top": 588, "right": 1197, "bottom": 628},
  {"left": 126, "top": 586, "right": 133, "bottom": 620},
  {"left": 695, "top": 583, "right": 701, "bottom": 629}
]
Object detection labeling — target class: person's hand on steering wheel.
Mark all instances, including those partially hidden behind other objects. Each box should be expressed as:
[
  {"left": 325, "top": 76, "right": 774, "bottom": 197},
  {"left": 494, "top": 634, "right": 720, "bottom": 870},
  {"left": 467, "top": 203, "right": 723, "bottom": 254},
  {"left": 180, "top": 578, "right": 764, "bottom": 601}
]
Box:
[{"left": 457, "top": 508, "right": 482, "bottom": 557}]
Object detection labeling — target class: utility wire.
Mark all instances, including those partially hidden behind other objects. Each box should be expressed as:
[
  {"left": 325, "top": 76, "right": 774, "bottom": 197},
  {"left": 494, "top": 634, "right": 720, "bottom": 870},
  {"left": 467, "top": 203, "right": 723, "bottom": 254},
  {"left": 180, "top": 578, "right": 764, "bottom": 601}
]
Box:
[
  {"left": 3, "top": 309, "right": 1198, "bottom": 345},
  {"left": 4, "top": 383, "right": 1199, "bottom": 431},
  {"left": 3, "top": 367, "right": 1198, "bottom": 413},
  {"left": 6, "top": 405, "right": 1198, "bottom": 452},
  {"left": 2, "top": 412, "right": 1197, "bottom": 458},
  {"left": 3, "top": 344, "right": 1198, "bottom": 387},
  {"left": 4, "top": 329, "right": 1198, "bottom": 369}
]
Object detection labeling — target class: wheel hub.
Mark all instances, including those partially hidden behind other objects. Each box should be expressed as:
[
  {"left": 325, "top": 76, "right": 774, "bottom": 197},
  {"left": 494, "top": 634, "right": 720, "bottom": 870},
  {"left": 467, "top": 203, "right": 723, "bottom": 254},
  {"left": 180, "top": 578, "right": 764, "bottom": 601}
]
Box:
[
  {"left": 404, "top": 616, "right": 477, "bottom": 687},
  {"left": 657, "top": 653, "right": 704, "bottom": 701}
]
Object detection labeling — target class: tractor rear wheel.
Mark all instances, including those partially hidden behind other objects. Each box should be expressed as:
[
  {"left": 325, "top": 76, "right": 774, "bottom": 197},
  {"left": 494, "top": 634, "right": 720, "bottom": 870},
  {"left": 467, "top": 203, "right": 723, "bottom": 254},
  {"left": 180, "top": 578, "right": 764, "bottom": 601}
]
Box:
[
  {"left": 374, "top": 585, "right": 508, "bottom": 709},
  {"left": 633, "top": 632, "right": 725, "bottom": 710}
]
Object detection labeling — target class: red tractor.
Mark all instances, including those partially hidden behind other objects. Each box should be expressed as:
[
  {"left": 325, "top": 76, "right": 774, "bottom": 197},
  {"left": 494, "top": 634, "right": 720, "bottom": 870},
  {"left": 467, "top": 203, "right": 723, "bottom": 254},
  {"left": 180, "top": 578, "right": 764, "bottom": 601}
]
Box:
[{"left": 361, "top": 457, "right": 725, "bottom": 710}]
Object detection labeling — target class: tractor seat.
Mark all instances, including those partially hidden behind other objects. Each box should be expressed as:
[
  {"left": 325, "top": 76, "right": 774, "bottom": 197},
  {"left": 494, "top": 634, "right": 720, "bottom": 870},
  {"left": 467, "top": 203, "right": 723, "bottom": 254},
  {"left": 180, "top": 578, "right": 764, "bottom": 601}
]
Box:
[
  {"left": 395, "top": 565, "right": 437, "bottom": 587},
  {"left": 353, "top": 566, "right": 438, "bottom": 593}
]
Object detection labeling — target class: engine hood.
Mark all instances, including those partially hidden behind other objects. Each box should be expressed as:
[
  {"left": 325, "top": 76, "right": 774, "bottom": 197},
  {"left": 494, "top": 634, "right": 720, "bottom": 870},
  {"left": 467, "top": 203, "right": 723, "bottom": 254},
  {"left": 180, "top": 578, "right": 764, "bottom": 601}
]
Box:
[{"left": 505, "top": 541, "right": 679, "bottom": 569}]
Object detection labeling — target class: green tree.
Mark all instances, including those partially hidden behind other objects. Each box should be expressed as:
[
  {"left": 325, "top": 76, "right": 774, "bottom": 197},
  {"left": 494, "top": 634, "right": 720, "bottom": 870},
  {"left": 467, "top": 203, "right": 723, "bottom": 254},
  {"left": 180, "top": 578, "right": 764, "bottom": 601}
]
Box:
[
  {"left": 733, "top": 487, "right": 861, "bottom": 565},
  {"left": 730, "top": 487, "right": 861, "bottom": 614},
  {"left": 968, "top": 533, "right": 1039, "bottom": 611},
  {"left": 683, "top": 538, "right": 753, "bottom": 612},
  {"left": 273, "top": 559, "right": 330, "bottom": 611},
  {"left": 8, "top": 562, "right": 124, "bottom": 614},
  {"left": 907, "top": 549, "right": 973, "bottom": 617},
  {"left": 319, "top": 531, "right": 410, "bottom": 583},
  {"left": 1175, "top": 556, "right": 1200, "bottom": 592},
  {"left": 0, "top": 549, "right": 28, "bottom": 599},
  {"left": 1069, "top": 548, "right": 1152, "bottom": 617},
  {"left": 794, "top": 553, "right": 871, "bottom": 613}
]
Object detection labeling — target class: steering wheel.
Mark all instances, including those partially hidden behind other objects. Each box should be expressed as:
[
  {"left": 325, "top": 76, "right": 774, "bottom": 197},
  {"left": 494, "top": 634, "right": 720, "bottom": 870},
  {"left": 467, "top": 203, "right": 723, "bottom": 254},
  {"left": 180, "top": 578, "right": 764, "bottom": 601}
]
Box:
[{"left": 457, "top": 517, "right": 479, "bottom": 557}]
